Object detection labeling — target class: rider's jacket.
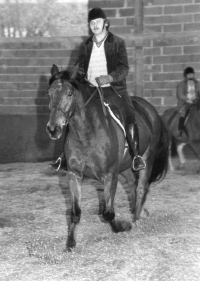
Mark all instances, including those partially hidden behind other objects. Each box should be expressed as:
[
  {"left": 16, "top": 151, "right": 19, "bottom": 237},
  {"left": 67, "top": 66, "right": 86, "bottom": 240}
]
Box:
[
  {"left": 176, "top": 78, "right": 200, "bottom": 107},
  {"left": 76, "top": 31, "right": 129, "bottom": 88}
]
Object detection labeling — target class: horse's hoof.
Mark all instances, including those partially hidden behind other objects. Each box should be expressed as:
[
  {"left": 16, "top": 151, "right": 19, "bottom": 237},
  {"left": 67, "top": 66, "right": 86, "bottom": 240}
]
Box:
[
  {"left": 177, "top": 163, "right": 185, "bottom": 170},
  {"left": 142, "top": 208, "right": 150, "bottom": 218},
  {"left": 110, "top": 220, "right": 132, "bottom": 233},
  {"left": 103, "top": 211, "right": 115, "bottom": 222},
  {"left": 66, "top": 239, "right": 76, "bottom": 252}
]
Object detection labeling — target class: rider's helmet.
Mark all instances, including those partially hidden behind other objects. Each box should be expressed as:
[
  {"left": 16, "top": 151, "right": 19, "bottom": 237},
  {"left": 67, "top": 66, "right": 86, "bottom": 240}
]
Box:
[
  {"left": 88, "top": 7, "right": 107, "bottom": 22},
  {"left": 184, "top": 67, "right": 195, "bottom": 77},
  {"left": 88, "top": 7, "right": 110, "bottom": 30}
]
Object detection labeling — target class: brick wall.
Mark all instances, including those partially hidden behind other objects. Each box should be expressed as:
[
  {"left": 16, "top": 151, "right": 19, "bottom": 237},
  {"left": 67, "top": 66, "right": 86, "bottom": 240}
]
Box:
[
  {"left": 0, "top": 0, "right": 134, "bottom": 116},
  {"left": 143, "top": 0, "right": 200, "bottom": 113},
  {"left": 0, "top": 37, "right": 82, "bottom": 115},
  {"left": 0, "top": 0, "right": 135, "bottom": 163},
  {"left": 1, "top": 0, "right": 200, "bottom": 162}
]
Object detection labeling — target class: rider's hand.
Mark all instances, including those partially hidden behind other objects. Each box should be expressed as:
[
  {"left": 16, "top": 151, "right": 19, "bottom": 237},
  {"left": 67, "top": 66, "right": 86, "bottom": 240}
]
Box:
[
  {"left": 186, "top": 99, "right": 193, "bottom": 104},
  {"left": 95, "top": 75, "right": 113, "bottom": 86}
]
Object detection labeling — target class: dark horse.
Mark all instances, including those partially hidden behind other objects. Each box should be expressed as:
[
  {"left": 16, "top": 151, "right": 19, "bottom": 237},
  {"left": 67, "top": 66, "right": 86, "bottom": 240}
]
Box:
[
  {"left": 46, "top": 64, "right": 169, "bottom": 251},
  {"left": 162, "top": 105, "right": 200, "bottom": 170}
]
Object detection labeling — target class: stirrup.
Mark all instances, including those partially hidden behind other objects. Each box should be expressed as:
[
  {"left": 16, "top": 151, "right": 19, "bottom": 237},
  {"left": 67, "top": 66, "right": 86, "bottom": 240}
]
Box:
[
  {"left": 132, "top": 155, "right": 146, "bottom": 171},
  {"left": 49, "top": 157, "right": 62, "bottom": 172}
]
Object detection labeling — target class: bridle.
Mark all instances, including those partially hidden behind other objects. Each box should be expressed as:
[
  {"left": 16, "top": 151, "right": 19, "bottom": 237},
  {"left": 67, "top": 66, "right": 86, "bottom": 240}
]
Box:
[
  {"left": 48, "top": 80, "right": 76, "bottom": 124},
  {"left": 48, "top": 77, "right": 109, "bottom": 123}
]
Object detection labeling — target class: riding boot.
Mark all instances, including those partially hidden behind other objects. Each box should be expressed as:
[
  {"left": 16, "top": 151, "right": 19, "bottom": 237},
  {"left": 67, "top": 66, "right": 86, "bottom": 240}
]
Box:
[
  {"left": 177, "top": 116, "right": 185, "bottom": 136},
  {"left": 126, "top": 123, "right": 146, "bottom": 171},
  {"left": 49, "top": 152, "right": 67, "bottom": 171}
]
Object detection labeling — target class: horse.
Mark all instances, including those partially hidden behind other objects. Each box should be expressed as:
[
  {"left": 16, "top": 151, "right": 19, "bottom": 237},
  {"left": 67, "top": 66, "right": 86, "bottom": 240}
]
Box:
[
  {"left": 46, "top": 64, "right": 169, "bottom": 251},
  {"left": 162, "top": 104, "right": 200, "bottom": 170}
]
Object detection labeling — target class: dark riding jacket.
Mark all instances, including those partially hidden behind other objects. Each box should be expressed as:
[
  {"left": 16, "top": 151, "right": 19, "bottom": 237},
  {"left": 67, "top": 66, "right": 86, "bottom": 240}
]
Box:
[
  {"left": 177, "top": 79, "right": 200, "bottom": 107},
  {"left": 75, "top": 31, "right": 135, "bottom": 125},
  {"left": 75, "top": 31, "right": 129, "bottom": 88}
]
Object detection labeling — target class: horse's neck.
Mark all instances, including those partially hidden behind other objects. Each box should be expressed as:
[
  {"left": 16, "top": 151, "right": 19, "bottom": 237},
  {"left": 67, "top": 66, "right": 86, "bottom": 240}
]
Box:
[
  {"left": 69, "top": 85, "right": 107, "bottom": 140},
  {"left": 183, "top": 107, "right": 200, "bottom": 141},
  {"left": 187, "top": 107, "right": 200, "bottom": 126},
  {"left": 69, "top": 103, "right": 99, "bottom": 141}
]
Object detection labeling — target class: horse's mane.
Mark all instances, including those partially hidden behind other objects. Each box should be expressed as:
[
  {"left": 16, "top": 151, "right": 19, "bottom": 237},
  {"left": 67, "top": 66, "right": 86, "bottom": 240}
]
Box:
[{"left": 49, "top": 69, "right": 89, "bottom": 92}]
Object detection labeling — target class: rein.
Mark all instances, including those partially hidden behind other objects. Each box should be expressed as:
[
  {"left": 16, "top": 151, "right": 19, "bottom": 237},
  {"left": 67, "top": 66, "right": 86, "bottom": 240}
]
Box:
[
  {"left": 50, "top": 76, "right": 108, "bottom": 119},
  {"left": 95, "top": 79, "right": 107, "bottom": 116},
  {"left": 81, "top": 78, "right": 107, "bottom": 116}
]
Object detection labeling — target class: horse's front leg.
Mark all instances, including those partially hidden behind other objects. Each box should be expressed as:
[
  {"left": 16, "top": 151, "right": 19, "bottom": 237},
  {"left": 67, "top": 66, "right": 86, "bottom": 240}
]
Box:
[
  {"left": 66, "top": 171, "right": 82, "bottom": 252},
  {"left": 103, "top": 173, "right": 132, "bottom": 232}
]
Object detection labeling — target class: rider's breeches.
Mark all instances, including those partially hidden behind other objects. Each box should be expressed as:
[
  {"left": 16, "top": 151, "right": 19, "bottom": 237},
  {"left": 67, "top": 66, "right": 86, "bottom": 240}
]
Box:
[
  {"left": 102, "top": 86, "right": 136, "bottom": 125},
  {"left": 178, "top": 102, "right": 192, "bottom": 117}
]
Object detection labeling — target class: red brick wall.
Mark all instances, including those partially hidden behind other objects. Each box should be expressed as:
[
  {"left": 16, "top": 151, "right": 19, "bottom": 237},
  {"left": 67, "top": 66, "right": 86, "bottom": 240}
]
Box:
[{"left": 143, "top": 0, "right": 200, "bottom": 113}]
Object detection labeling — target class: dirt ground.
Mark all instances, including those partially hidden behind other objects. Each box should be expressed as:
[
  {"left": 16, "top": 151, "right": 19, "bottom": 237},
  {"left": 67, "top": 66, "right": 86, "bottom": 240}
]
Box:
[{"left": 0, "top": 157, "right": 200, "bottom": 281}]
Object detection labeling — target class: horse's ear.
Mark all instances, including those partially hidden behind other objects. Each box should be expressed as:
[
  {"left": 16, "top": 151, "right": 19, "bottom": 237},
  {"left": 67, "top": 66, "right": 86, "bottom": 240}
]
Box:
[
  {"left": 51, "top": 64, "right": 59, "bottom": 76},
  {"left": 70, "top": 64, "right": 79, "bottom": 79}
]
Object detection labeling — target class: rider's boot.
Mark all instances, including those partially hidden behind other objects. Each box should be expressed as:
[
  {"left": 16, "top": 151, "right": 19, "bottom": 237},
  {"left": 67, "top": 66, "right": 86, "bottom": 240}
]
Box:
[
  {"left": 49, "top": 152, "right": 67, "bottom": 171},
  {"left": 177, "top": 116, "right": 185, "bottom": 137},
  {"left": 126, "top": 123, "right": 146, "bottom": 171}
]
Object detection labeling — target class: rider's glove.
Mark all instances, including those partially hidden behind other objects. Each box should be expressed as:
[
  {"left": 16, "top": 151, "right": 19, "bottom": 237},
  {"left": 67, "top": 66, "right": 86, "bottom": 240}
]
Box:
[
  {"left": 186, "top": 99, "right": 193, "bottom": 104},
  {"left": 95, "top": 75, "right": 113, "bottom": 86}
]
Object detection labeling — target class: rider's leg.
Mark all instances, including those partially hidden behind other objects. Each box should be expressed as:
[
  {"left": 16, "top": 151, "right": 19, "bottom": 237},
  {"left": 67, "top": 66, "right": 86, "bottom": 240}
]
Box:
[
  {"left": 177, "top": 116, "right": 185, "bottom": 136},
  {"left": 126, "top": 122, "right": 146, "bottom": 171},
  {"left": 177, "top": 104, "right": 187, "bottom": 136},
  {"left": 104, "top": 86, "right": 146, "bottom": 171}
]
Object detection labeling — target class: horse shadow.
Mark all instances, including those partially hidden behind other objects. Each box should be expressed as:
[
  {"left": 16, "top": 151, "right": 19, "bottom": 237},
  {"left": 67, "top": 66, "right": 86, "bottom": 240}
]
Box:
[{"left": 34, "top": 74, "right": 50, "bottom": 148}]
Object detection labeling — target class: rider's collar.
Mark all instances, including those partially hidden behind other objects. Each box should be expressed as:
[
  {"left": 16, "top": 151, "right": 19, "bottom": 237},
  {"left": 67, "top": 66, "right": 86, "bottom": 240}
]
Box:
[{"left": 92, "top": 32, "right": 108, "bottom": 47}]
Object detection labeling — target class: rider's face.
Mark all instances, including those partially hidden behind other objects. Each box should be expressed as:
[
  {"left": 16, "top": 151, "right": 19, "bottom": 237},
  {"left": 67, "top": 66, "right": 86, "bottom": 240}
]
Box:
[
  {"left": 89, "top": 18, "right": 105, "bottom": 35},
  {"left": 186, "top": 73, "right": 195, "bottom": 80}
]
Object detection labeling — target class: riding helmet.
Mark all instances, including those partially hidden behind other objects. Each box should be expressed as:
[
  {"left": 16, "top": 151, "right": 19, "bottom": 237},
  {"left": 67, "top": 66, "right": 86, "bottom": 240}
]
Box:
[
  {"left": 88, "top": 7, "right": 107, "bottom": 22},
  {"left": 184, "top": 67, "right": 195, "bottom": 77}
]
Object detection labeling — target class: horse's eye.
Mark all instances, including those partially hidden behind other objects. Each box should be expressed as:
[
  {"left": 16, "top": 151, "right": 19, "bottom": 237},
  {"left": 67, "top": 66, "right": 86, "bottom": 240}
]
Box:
[{"left": 68, "top": 92, "right": 73, "bottom": 97}]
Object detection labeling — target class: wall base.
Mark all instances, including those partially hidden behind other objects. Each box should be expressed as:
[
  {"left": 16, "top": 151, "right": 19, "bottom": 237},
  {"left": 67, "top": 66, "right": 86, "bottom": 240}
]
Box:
[{"left": 0, "top": 114, "right": 64, "bottom": 163}]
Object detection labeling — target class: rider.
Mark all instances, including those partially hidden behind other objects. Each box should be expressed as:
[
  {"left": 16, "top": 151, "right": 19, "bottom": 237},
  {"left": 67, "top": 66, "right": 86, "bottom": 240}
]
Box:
[
  {"left": 50, "top": 7, "right": 146, "bottom": 172},
  {"left": 176, "top": 66, "right": 200, "bottom": 136}
]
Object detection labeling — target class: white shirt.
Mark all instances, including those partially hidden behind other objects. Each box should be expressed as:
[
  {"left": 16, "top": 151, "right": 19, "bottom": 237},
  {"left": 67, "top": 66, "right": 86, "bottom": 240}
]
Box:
[
  {"left": 187, "top": 80, "right": 196, "bottom": 101},
  {"left": 87, "top": 41, "right": 110, "bottom": 87}
]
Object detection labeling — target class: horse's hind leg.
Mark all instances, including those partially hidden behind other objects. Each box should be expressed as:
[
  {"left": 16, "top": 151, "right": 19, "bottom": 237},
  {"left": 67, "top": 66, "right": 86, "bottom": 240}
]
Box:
[
  {"left": 103, "top": 173, "right": 118, "bottom": 223},
  {"left": 134, "top": 168, "right": 151, "bottom": 222},
  {"left": 120, "top": 169, "right": 138, "bottom": 214},
  {"left": 177, "top": 143, "right": 187, "bottom": 169},
  {"left": 66, "top": 172, "right": 82, "bottom": 252}
]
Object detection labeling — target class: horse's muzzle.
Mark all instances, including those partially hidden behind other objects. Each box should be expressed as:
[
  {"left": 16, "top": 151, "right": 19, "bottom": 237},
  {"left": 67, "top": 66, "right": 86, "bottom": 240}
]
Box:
[{"left": 46, "top": 123, "right": 63, "bottom": 140}]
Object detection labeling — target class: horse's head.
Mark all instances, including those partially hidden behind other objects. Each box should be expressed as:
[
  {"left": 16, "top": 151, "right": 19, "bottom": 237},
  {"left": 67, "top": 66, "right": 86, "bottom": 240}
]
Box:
[{"left": 46, "top": 64, "right": 78, "bottom": 140}]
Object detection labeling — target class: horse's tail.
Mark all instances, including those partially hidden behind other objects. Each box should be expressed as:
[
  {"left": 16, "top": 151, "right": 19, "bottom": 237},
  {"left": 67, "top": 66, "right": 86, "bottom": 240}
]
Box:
[{"left": 149, "top": 119, "right": 170, "bottom": 185}]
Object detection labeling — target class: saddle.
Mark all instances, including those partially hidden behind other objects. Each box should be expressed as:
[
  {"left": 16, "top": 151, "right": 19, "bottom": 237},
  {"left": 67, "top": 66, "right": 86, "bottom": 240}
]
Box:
[{"left": 83, "top": 79, "right": 127, "bottom": 136}]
